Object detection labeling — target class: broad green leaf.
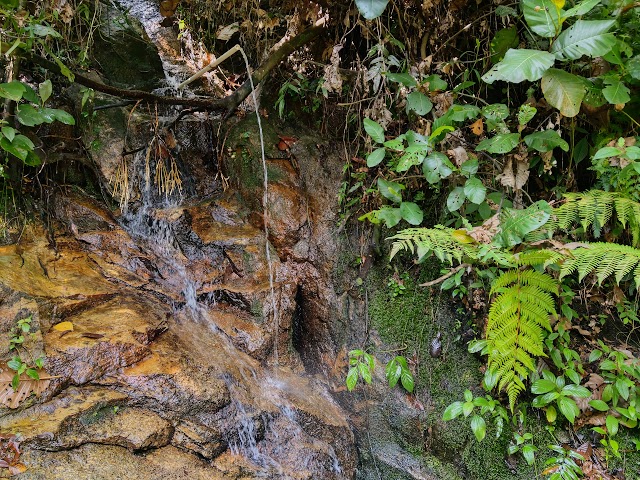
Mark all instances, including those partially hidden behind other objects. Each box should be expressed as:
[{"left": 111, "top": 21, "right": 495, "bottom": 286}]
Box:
[
  {"left": 541, "top": 69, "right": 586, "bottom": 117},
  {"left": 482, "top": 103, "right": 510, "bottom": 131},
  {"left": 606, "top": 414, "right": 619, "bottom": 436},
  {"left": 447, "top": 187, "right": 466, "bottom": 211},
  {"left": 400, "top": 202, "right": 423, "bottom": 225},
  {"left": 407, "top": 91, "right": 433, "bottom": 115},
  {"left": 557, "top": 396, "right": 580, "bottom": 423},
  {"left": 26, "top": 368, "right": 39, "bottom": 380},
  {"left": 386, "top": 358, "right": 401, "bottom": 387},
  {"left": 518, "top": 104, "right": 537, "bottom": 126},
  {"left": 0, "top": 81, "right": 25, "bottom": 102},
  {"left": 460, "top": 158, "right": 479, "bottom": 177},
  {"left": 16, "top": 104, "right": 45, "bottom": 126},
  {"left": 546, "top": 405, "right": 557, "bottom": 423},
  {"left": 378, "top": 178, "right": 404, "bottom": 203},
  {"left": 628, "top": 56, "right": 640, "bottom": 80},
  {"left": 470, "top": 415, "right": 487, "bottom": 441},
  {"left": 346, "top": 367, "right": 358, "bottom": 391},
  {"left": 52, "top": 109, "right": 75, "bottom": 125},
  {"left": 400, "top": 367, "right": 414, "bottom": 392},
  {"left": 532, "top": 379, "right": 557, "bottom": 394},
  {"left": 396, "top": 150, "right": 426, "bottom": 172},
  {"left": 422, "top": 151, "right": 454, "bottom": 184},
  {"left": 39, "top": 80, "right": 52, "bottom": 104},
  {"left": 21, "top": 84, "right": 39, "bottom": 104},
  {"left": 1, "top": 126, "right": 15, "bottom": 142},
  {"left": 483, "top": 49, "right": 556, "bottom": 84},
  {"left": 592, "top": 146, "right": 622, "bottom": 159},
  {"left": 490, "top": 26, "right": 519, "bottom": 63},
  {"left": 602, "top": 39, "right": 632, "bottom": 66},
  {"left": 447, "top": 104, "right": 481, "bottom": 122},
  {"left": 464, "top": 177, "right": 486, "bottom": 204},
  {"left": 424, "top": 74, "right": 448, "bottom": 91},
  {"left": 561, "top": 384, "right": 590, "bottom": 397},
  {"left": 551, "top": 20, "right": 616, "bottom": 60},
  {"left": 563, "top": 0, "right": 600, "bottom": 17},
  {"left": 355, "top": 0, "right": 390, "bottom": 19},
  {"left": 589, "top": 399, "right": 610, "bottom": 411},
  {"left": 524, "top": 130, "right": 569, "bottom": 152},
  {"left": 443, "top": 401, "right": 463, "bottom": 420},
  {"left": 476, "top": 133, "right": 520, "bottom": 154},
  {"left": 24, "top": 150, "right": 42, "bottom": 167},
  {"left": 386, "top": 72, "right": 417, "bottom": 87},
  {"left": 358, "top": 362, "right": 372, "bottom": 384},
  {"left": 364, "top": 118, "right": 385, "bottom": 143},
  {"left": 522, "top": 445, "right": 537, "bottom": 465},
  {"left": 367, "top": 147, "right": 386, "bottom": 167},
  {"left": 494, "top": 200, "right": 552, "bottom": 248},
  {"left": 602, "top": 78, "right": 630, "bottom": 104},
  {"left": 29, "top": 24, "right": 62, "bottom": 38},
  {"left": 377, "top": 207, "right": 402, "bottom": 227},
  {"left": 522, "top": 0, "right": 564, "bottom": 37},
  {"left": 588, "top": 349, "right": 603, "bottom": 363},
  {"left": 463, "top": 401, "right": 474, "bottom": 417}
]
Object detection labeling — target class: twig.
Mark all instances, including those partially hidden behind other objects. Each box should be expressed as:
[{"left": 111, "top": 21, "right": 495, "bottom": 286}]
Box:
[{"left": 419, "top": 263, "right": 470, "bottom": 287}]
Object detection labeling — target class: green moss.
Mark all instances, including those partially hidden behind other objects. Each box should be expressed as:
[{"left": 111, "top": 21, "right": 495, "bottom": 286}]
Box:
[{"left": 367, "top": 261, "right": 554, "bottom": 479}]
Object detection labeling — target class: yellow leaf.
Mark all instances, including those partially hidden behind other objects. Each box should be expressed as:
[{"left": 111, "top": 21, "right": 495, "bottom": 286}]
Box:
[
  {"left": 551, "top": 0, "right": 565, "bottom": 9},
  {"left": 52, "top": 321, "right": 73, "bottom": 332},
  {"left": 451, "top": 230, "right": 476, "bottom": 244}
]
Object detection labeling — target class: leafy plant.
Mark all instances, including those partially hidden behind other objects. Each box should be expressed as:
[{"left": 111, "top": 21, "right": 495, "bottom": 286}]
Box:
[
  {"left": 443, "top": 389, "right": 509, "bottom": 441},
  {"left": 531, "top": 370, "right": 591, "bottom": 424},
  {"left": 509, "top": 432, "right": 538, "bottom": 466},
  {"left": 346, "top": 349, "right": 375, "bottom": 391},
  {"left": 385, "top": 355, "right": 414, "bottom": 393},
  {"left": 7, "top": 315, "right": 44, "bottom": 391},
  {"left": 542, "top": 445, "right": 584, "bottom": 480}
]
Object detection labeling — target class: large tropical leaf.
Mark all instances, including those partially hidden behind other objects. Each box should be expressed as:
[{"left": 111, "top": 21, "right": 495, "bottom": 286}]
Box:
[
  {"left": 494, "top": 201, "right": 553, "bottom": 248},
  {"left": 551, "top": 20, "right": 616, "bottom": 60},
  {"left": 522, "top": 0, "right": 563, "bottom": 37},
  {"left": 355, "top": 0, "right": 390, "bottom": 19},
  {"left": 541, "top": 69, "right": 586, "bottom": 117},
  {"left": 482, "top": 49, "right": 556, "bottom": 84}
]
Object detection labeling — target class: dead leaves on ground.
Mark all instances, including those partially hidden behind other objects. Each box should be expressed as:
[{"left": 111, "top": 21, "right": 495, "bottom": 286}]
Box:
[
  {"left": 0, "top": 365, "right": 54, "bottom": 409},
  {"left": 0, "top": 434, "right": 26, "bottom": 477}
]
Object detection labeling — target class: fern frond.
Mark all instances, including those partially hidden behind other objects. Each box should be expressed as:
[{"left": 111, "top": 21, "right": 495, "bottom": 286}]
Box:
[
  {"left": 486, "top": 269, "right": 558, "bottom": 411},
  {"left": 550, "top": 190, "right": 640, "bottom": 245},
  {"left": 515, "top": 249, "right": 565, "bottom": 269},
  {"left": 560, "top": 243, "right": 640, "bottom": 288},
  {"left": 389, "top": 226, "right": 478, "bottom": 265}
]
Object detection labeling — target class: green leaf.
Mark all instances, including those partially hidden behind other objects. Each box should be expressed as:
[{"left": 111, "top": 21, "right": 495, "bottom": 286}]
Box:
[
  {"left": 494, "top": 200, "right": 552, "bottom": 248},
  {"left": 482, "top": 103, "right": 510, "bottom": 122},
  {"left": 628, "top": 56, "right": 640, "bottom": 80},
  {"left": 443, "top": 401, "right": 464, "bottom": 420},
  {"left": 400, "top": 202, "right": 423, "bottom": 225},
  {"left": 26, "top": 368, "right": 40, "bottom": 380},
  {"left": 355, "top": 0, "right": 390, "bottom": 19},
  {"left": 532, "top": 379, "right": 557, "bottom": 394},
  {"left": 557, "top": 396, "right": 580, "bottom": 423},
  {"left": 602, "top": 78, "right": 630, "bottom": 104},
  {"left": 476, "top": 133, "right": 520, "bottom": 154},
  {"left": 463, "top": 401, "right": 474, "bottom": 417},
  {"left": 52, "top": 109, "right": 75, "bottom": 125},
  {"left": 592, "top": 146, "right": 622, "bottom": 160},
  {"left": 446, "top": 104, "right": 481, "bottom": 122},
  {"left": 364, "top": 118, "right": 385, "bottom": 143},
  {"left": 29, "top": 24, "right": 62, "bottom": 38},
  {"left": 589, "top": 399, "right": 610, "bottom": 411},
  {"left": 470, "top": 415, "right": 487, "bottom": 441},
  {"left": 7, "top": 357, "right": 21, "bottom": 371},
  {"left": 377, "top": 207, "right": 402, "bottom": 227},
  {"left": 522, "top": 445, "right": 537, "bottom": 465},
  {"left": 563, "top": 0, "right": 600, "bottom": 17},
  {"left": 386, "top": 72, "right": 417, "bottom": 87},
  {"left": 16, "top": 104, "right": 45, "bottom": 126},
  {"left": 400, "top": 367, "right": 414, "bottom": 392},
  {"left": 21, "top": 84, "right": 39, "bottom": 104},
  {"left": 522, "top": 0, "right": 563, "bottom": 37},
  {"left": 39, "top": 79, "right": 52, "bottom": 105},
  {"left": 541, "top": 69, "right": 586, "bottom": 117},
  {"left": 518, "top": 104, "right": 537, "bottom": 126},
  {"left": 367, "top": 147, "right": 386, "bottom": 167},
  {"left": 422, "top": 152, "right": 454, "bottom": 184},
  {"left": 0, "top": 81, "right": 25, "bottom": 102},
  {"left": 490, "top": 26, "right": 519, "bottom": 63},
  {"left": 460, "top": 158, "right": 478, "bottom": 177},
  {"left": 358, "top": 362, "right": 372, "bottom": 384},
  {"left": 464, "top": 177, "right": 486, "bottom": 204},
  {"left": 546, "top": 405, "right": 557, "bottom": 423},
  {"left": 447, "top": 187, "right": 466, "bottom": 211},
  {"left": 606, "top": 414, "right": 619, "bottom": 436},
  {"left": 561, "top": 384, "right": 591, "bottom": 397},
  {"left": 588, "top": 349, "right": 603, "bottom": 363},
  {"left": 551, "top": 20, "right": 616, "bottom": 60},
  {"left": 524, "top": 130, "right": 569, "bottom": 152},
  {"left": 407, "top": 91, "right": 433, "bottom": 115},
  {"left": 424, "top": 74, "right": 448, "bottom": 91},
  {"left": 378, "top": 178, "right": 404, "bottom": 203},
  {"left": 1, "top": 126, "right": 15, "bottom": 142},
  {"left": 346, "top": 367, "right": 358, "bottom": 391},
  {"left": 386, "top": 358, "right": 401, "bottom": 388},
  {"left": 11, "top": 374, "right": 19, "bottom": 391}
]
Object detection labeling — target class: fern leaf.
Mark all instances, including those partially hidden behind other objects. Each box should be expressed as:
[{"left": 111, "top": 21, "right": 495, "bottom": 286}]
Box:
[
  {"left": 389, "top": 226, "right": 478, "bottom": 265},
  {"left": 561, "top": 243, "right": 640, "bottom": 288},
  {"left": 486, "top": 269, "right": 558, "bottom": 411},
  {"left": 515, "top": 249, "right": 565, "bottom": 269}
]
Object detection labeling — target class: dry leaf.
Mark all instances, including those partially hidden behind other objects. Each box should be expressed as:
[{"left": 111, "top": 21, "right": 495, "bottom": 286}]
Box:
[
  {"left": 470, "top": 118, "right": 484, "bottom": 136},
  {"left": 0, "top": 366, "right": 53, "bottom": 409},
  {"left": 447, "top": 146, "right": 468, "bottom": 167},
  {"left": 52, "top": 321, "right": 73, "bottom": 332},
  {"left": 216, "top": 22, "right": 239, "bottom": 41},
  {"left": 159, "top": 0, "right": 179, "bottom": 17},
  {"left": 496, "top": 155, "right": 530, "bottom": 191},
  {"left": 467, "top": 213, "right": 500, "bottom": 244}
]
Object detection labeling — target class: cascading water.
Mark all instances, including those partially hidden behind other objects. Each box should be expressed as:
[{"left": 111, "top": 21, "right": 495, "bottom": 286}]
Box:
[{"left": 104, "top": 1, "right": 348, "bottom": 478}]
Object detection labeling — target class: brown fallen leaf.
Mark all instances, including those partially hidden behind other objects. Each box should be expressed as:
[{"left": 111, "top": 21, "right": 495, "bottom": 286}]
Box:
[
  {"left": 0, "top": 366, "right": 55, "bottom": 409},
  {"left": 81, "top": 333, "right": 104, "bottom": 339},
  {"left": 470, "top": 118, "right": 484, "bottom": 135}
]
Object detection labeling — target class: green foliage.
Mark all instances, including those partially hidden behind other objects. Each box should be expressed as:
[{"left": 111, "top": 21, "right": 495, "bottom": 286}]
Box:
[
  {"left": 355, "top": 0, "right": 391, "bottom": 20},
  {"left": 508, "top": 432, "right": 538, "bottom": 466},
  {"left": 389, "top": 226, "right": 477, "bottom": 264},
  {"left": 486, "top": 269, "right": 558, "bottom": 410},
  {"left": 543, "top": 445, "right": 584, "bottom": 480},
  {"left": 346, "top": 349, "right": 375, "bottom": 391},
  {"left": 385, "top": 355, "right": 414, "bottom": 392},
  {"left": 530, "top": 370, "right": 590, "bottom": 424},
  {"left": 560, "top": 242, "right": 640, "bottom": 287},
  {"left": 443, "top": 390, "right": 509, "bottom": 442},
  {"left": 7, "top": 315, "right": 44, "bottom": 391}
]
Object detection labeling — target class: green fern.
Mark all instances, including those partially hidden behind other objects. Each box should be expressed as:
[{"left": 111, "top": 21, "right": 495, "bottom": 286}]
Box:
[
  {"left": 487, "top": 269, "right": 558, "bottom": 410},
  {"left": 389, "top": 226, "right": 479, "bottom": 264},
  {"left": 546, "top": 190, "right": 640, "bottom": 245},
  {"left": 560, "top": 243, "right": 640, "bottom": 288}
]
